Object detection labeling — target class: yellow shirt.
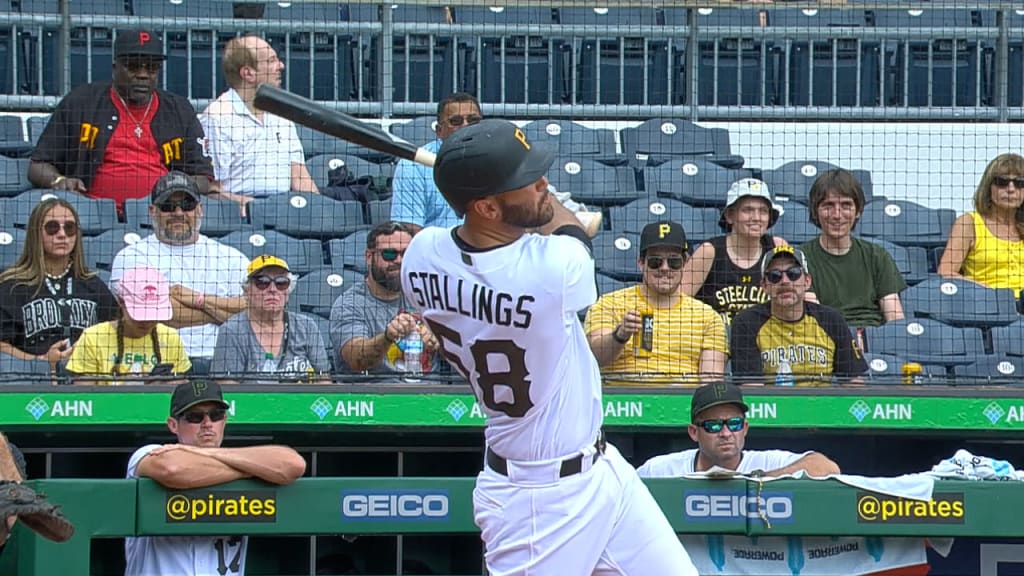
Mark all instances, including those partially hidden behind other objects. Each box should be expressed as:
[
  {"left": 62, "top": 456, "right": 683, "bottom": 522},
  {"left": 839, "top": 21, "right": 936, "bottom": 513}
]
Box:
[
  {"left": 584, "top": 285, "right": 728, "bottom": 386},
  {"left": 962, "top": 211, "right": 1024, "bottom": 296},
  {"left": 66, "top": 321, "right": 192, "bottom": 381}
]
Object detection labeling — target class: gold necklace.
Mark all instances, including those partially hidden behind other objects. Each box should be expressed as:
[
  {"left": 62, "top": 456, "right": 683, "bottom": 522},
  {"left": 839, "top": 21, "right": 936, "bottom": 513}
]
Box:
[{"left": 116, "top": 93, "right": 154, "bottom": 139}]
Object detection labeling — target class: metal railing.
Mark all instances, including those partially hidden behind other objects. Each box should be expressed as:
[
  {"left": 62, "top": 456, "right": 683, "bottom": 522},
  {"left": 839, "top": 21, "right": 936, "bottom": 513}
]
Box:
[{"left": 0, "top": 3, "right": 1022, "bottom": 121}]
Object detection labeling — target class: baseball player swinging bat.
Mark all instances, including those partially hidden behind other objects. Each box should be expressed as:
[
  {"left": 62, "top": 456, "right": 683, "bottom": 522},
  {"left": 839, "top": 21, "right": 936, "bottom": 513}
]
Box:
[{"left": 252, "top": 83, "right": 436, "bottom": 167}]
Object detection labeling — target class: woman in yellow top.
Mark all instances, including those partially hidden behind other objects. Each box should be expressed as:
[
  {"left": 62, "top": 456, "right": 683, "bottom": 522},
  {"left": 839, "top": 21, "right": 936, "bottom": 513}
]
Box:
[
  {"left": 66, "top": 266, "right": 191, "bottom": 384},
  {"left": 939, "top": 153, "right": 1024, "bottom": 295}
]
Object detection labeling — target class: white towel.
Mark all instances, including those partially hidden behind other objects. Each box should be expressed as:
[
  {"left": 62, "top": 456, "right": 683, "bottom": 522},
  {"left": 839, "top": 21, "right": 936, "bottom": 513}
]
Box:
[
  {"left": 681, "top": 469, "right": 935, "bottom": 501},
  {"left": 927, "top": 448, "right": 1021, "bottom": 481}
]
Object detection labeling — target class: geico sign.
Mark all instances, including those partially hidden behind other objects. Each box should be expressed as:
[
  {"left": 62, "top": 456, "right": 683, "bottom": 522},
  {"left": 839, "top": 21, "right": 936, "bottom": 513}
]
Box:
[
  {"left": 684, "top": 492, "right": 794, "bottom": 521},
  {"left": 341, "top": 492, "right": 450, "bottom": 519}
]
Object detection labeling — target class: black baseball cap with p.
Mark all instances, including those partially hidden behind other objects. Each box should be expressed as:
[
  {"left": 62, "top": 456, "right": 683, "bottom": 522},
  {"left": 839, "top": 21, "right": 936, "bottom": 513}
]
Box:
[
  {"left": 433, "top": 118, "right": 556, "bottom": 217},
  {"left": 639, "top": 220, "right": 688, "bottom": 255},
  {"left": 170, "top": 381, "right": 230, "bottom": 418},
  {"left": 114, "top": 30, "right": 166, "bottom": 60},
  {"left": 151, "top": 171, "right": 201, "bottom": 205},
  {"left": 690, "top": 383, "right": 749, "bottom": 422}
]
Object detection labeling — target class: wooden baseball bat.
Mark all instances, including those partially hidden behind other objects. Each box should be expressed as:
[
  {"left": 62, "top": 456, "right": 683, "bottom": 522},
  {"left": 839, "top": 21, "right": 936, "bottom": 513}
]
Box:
[{"left": 252, "top": 83, "right": 436, "bottom": 167}]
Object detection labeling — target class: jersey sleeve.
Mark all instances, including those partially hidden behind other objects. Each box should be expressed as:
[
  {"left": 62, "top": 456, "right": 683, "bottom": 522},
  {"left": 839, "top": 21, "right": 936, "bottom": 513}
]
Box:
[
  {"left": 582, "top": 291, "right": 622, "bottom": 335},
  {"left": 561, "top": 236, "right": 597, "bottom": 314},
  {"left": 702, "top": 305, "right": 729, "bottom": 355},
  {"left": 815, "top": 304, "right": 868, "bottom": 377},
  {"left": 176, "top": 96, "right": 215, "bottom": 177},
  {"left": 729, "top": 307, "right": 765, "bottom": 377}
]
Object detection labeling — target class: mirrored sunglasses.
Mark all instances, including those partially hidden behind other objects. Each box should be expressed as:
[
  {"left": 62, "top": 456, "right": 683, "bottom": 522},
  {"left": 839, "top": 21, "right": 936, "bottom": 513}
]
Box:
[
  {"left": 379, "top": 248, "right": 405, "bottom": 262},
  {"left": 697, "top": 417, "right": 745, "bottom": 433}
]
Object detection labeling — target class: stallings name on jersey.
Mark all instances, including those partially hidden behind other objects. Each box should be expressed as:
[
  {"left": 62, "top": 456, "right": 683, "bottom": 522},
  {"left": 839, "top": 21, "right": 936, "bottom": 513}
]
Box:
[{"left": 406, "top": 272, "right": 535, "bottom": 328}]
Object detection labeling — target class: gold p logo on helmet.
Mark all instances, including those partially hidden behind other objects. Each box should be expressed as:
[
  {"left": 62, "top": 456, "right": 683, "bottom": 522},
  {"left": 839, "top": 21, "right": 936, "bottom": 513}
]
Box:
[{"left": 513, "top": 128, "right": 530, "bottom": 150}]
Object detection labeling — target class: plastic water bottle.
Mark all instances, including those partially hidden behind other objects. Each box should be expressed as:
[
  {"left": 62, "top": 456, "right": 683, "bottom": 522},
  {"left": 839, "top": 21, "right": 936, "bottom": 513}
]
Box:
[
  {"left": 775, "top": 357, "right": 795, "bottom": 387},
  {"left": 260, "top": 352, "right": 277, "bottom": 373},
  {"left": 402, "top": 330, "right": 423, "bottom": 375}
]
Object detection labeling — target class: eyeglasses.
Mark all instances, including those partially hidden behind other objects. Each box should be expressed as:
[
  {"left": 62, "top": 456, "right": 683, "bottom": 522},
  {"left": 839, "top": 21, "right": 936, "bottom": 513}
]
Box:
[
  {"left": 251, "top": 275, "right": 292, "bottom": 291},
  {"left": 179, "top": 408, "right": 227, "bottom": 424},
  {"left": 447, "top": 114, "right": 482, "bottom": 127},
  {"left": 378, "top": 248, "right": 405, "bottom": 262},
  {"left": 993, "top": 176, "right": 1024, "bottom": 189},
  {"left": 43, "top": 220, "right": 78, "bottom": 236},
  {"left": 156, "top": 198, "right": 199, "bottom": 213},
  {"left": 764, "top": 266, "right": 805, "bottom": 284},
  {"left": 646, "top": 256, "right": 684, "bottom": 270},
  {"left": 696, "top": 417, "right": 745, "bottom": 433}
]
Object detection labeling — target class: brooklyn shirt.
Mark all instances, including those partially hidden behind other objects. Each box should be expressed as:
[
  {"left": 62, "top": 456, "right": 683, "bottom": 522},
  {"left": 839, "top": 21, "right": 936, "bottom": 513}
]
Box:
[{"left": 0, "top": 275, "right": 118, "bottom": 356}]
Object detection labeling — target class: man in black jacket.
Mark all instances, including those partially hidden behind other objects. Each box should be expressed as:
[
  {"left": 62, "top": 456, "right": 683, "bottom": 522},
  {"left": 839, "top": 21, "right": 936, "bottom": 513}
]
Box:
[{"left": 28, "top": 30, "right": 212, "bottom": 212}]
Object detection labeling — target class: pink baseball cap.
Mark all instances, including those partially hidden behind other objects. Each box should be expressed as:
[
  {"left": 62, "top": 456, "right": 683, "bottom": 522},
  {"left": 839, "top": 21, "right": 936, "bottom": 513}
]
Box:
[{"left": 118, "top": 266, "right": 173, "bottom": 322}]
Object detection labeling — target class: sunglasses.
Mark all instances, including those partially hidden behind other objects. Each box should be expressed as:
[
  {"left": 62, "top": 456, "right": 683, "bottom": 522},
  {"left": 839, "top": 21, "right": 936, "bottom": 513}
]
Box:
[
  {"left": 119, "top": 58, "right": 162, "bottom": 74},
  {"left": 764, "top": 266, "right": 805, "bottom": 284},
  {"left": 447, "top": 114, "right": 482, "bottom": 127},
  {"left": 43, "top": 220, "right": 77, "bottom": 236},
  {"left": 251, "top": 275, "right": 292, "bottom": 291},
  {"left": 993, "top": 176, "right": 1024, "bottom": 189},
  {"left": 179, "top": 408, "right": 227, "bottom": 424},
  {"left": 697, "top": 417, "right": 745, "bottom": 434},
  {"left": 646, "top": 256, "right": 684, "bottom": 270},
  {"left": 157, "top": 198, "right": 199, "bottom": 213},
  {"left": 378, "top": 248, "right": 405, "bottom": 262}
]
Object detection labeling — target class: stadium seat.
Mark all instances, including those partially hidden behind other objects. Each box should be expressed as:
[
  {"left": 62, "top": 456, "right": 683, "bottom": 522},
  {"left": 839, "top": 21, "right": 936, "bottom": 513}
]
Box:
[
  {"left": 287, "top": 266, "right": 364, "bottom": 319},
  {"left": 953, "top": 355, "right": 1024, "bottom": 383},
  {"left": 609, "top": 198, "right": 721, "bottom": 247},
  {"left": 327, "top": 229, "right": 369, "bottom": 273},
  {"left": 0, "top": 351, "right": 52, "bottom": 382},
  {"left": 620, "top": 118, "right": 744, "bottom": 169},
  {"left": 857, "top": 200, "right": 957, "bottom": 248},
  {"left": 366, "top": 199, "right": 392, "bottom": 225},
  {"left": 262, "top": 2, "right": 344, "bottom": 21},
  {"left": 218, "top": 230, "right": 325, "bottom": 276},
  {"left": 760, "top": 161, "right": 874, "bottom": 205},
  {"left": 863, "top": 317, "right": 985, "bottom": 368},
  {"left": 901, "top": 276, "right": 1019, "bottom": 329},
  {"left": 306, "top": 154, "right": 382, "bottom": 191},
  {"left": 865, "top": 239, "right": 930, "bottom": 286},
  {"left": 591, "top": 232, "right": 641, "bottom": 281},
  {"left": 124, "top": 196, "right": 250, "bottom": 238},
  {"left": 389, "top": 116, "right": 438, "bottom": 147},
  {"left": 771, "top": 202, "right": 818, "bottom": 245},
  {"left": 863, "top": 352, "right": 948, "bottom": 383},
  {"left": 0, "top": 156, "right": 32, "bottom": 197},
  {"left": 547, "top": 157, "right": 639, "bottom": 207},
  {"left": 0, "top": 227, "right": 26, "bottom": 269},
  {"left": 26, "top": 115, "right": 49, "bottom": 146},
  {"left": 596, "top": 272, "right": 632, "bottom": 297},
  {"left": 250, "top": 194, "right": 365, "bottom": 240},
  {"left": 992, "top": 320, "right": 1024, "bottom": 357},
  {"left": 642, "top": 157, "right": 752, "bottom": 208},
  {"left": 297, "top": 125, "right": 395, "bottom": 164},
  {"left": 82, "top": 227, "right": 143, "bottom": 272},
  {"left": 520, "top": 120, "right": 619, "bottom": 162},
  {"left": 11, "top": 190, "right": 118, "bottom": 236}
]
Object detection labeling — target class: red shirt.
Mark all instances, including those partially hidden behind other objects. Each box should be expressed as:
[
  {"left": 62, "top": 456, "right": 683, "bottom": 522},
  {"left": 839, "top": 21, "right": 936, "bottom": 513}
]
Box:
[{"left": 89, "top": 88, "right": 168, "bottom": 210}]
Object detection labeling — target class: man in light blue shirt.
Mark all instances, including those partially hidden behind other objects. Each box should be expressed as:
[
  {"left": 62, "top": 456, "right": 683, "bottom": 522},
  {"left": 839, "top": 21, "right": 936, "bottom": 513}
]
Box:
[{"left": 391, "top": 93, "right": 480, "bottom": 231}]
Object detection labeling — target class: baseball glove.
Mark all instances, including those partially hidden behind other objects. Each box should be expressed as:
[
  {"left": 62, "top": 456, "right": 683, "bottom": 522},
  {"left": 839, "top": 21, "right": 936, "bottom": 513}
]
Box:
[{"left": 0, "top": 481, "right": 74, "bottom": 542}]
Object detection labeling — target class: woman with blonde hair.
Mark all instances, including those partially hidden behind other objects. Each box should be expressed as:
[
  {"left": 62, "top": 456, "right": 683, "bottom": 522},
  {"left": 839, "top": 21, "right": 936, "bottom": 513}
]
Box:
[
  {"left": 939, "top": 153, "right": 1024, "bottom": 295},
  {"left": 0, "top": 197, "right": 117, "bottom": 370}
]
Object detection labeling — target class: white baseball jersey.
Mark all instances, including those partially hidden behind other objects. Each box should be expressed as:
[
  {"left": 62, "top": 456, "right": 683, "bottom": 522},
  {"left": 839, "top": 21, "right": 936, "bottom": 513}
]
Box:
[
  {"left": 637, "top": 449, "right": 811, "bottom": 477},
  {"left": 402, "top": 227, "right": 602, "bottom": 460},
  {"left": 125, "top": 444, "right": 248, "bottom": 576}
]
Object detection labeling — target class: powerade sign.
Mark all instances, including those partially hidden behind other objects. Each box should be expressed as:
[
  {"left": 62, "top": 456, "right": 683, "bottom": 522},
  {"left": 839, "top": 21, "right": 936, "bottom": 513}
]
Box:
[
  {"left": 341, "top": 489, "right": 450, "bottom": 522},
  {"left": 683, "top": 490, "right": 795, "bottom": 523}
]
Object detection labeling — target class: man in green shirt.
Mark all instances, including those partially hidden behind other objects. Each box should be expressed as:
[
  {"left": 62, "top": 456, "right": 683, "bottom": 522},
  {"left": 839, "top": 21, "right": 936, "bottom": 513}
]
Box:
[{"left": 799, "top": 169, "right": 906, "bottom": 327}]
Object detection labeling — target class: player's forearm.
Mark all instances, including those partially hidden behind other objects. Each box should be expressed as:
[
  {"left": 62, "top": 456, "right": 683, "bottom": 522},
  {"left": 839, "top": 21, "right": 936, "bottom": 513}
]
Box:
[
  {"left": 341, "top": 334, "right": 391, "bottom": 371},
  {"left": 203, "top": 446, "right": 306, "bottom": 485},
  {"left": 768, "top": 453, "right": 840, "bottom": 478},
  {"left": 139, "top": 451, "right": 250, "bottom": 489}
]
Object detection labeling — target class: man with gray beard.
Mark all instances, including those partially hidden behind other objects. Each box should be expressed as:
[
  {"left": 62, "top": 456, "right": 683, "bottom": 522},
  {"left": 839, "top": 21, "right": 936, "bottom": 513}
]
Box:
[
  {"left": 111, "top": 171, "right": 249, "bottom": 373},
  {"left": 330, "top": 221, "right": 439, "bottom": 374}
]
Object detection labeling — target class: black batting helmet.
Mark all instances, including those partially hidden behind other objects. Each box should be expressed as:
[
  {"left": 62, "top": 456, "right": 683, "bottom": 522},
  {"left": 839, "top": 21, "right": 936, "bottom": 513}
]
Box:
[{"left": 433, "top": 118, "right": 556, "bottom": 217}]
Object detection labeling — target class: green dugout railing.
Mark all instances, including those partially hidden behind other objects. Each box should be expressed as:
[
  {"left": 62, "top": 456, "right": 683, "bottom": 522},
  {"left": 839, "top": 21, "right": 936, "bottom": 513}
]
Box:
[
  {"left": 4, "top": 387, "right": 1024, "bottom": 432},
  {"left": 5, "top": 476, "right": 1017, "bottom": 576}
]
